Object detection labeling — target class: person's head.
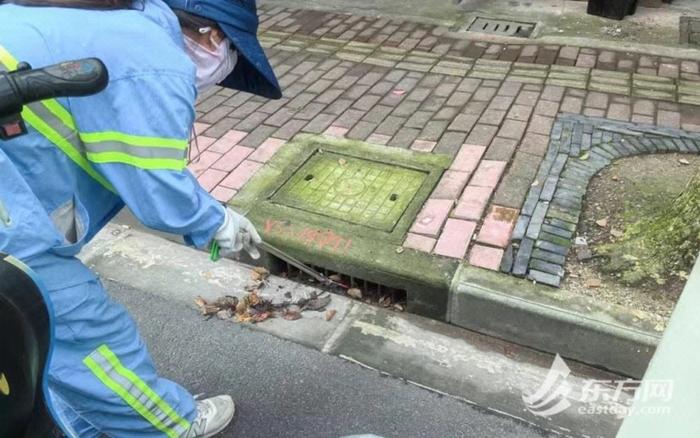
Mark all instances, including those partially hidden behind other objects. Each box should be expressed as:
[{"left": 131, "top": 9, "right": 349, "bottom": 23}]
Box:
[{"left": 164, "top": 0, "right": 281, "bottom": 99}]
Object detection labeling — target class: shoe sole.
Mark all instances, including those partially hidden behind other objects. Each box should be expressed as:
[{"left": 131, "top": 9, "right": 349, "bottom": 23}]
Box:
[{"left": 199, "top": 403, "right": 236, "bottom": 438}]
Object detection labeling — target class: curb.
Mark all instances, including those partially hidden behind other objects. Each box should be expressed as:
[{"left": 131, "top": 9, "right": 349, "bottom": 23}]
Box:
[{"left": 449, "top": 264, "right": 661, "bottom": 378}]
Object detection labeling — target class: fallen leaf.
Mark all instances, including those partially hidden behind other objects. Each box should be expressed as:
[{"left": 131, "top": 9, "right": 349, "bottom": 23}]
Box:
[
  {"left": 252, "top": 311, "right": 271, "bottom": 323},
  {"left": 347, "top": 288, "right": 363, "bottom": 299},
  {"left": 328, "top": 274, "right": 343, "bottom": 282},
  {"left": 611, "top": 175, "right": 619, "bottom": 181},
  {"left": 282, "top": 309, "right": 302, "bottom": 321},
  {"left": 579, "top": 152, "right": 590, "bottom": 161},
  {"left": 391, "top": 88, "right": 405, "bottom": 96},
  {"left": 194, "top": 296, "right": 208, "bottom": 308},
  {"left": 216, "top": 309, "right": 232, "bottom": 320},
  {"left": 679, "top": 158, "right": 690, "bottom": 165},
  {"left": 338, "top": 158, "right": 347, "bottom": 165},
  {"left": 585, "top": 278, "right": 602, "bottom": 288},
  {"left": 304, "top": 294, "right": 332, "bottom": 311},
  {"left": 595, "top": 217, "right": 608, "bottom": 228},
  {"left": 530, "top": 180, "right": 539, "bottom": 187},
  {"left": 325, "top": 309, "right": 337, "bottom": 321}
]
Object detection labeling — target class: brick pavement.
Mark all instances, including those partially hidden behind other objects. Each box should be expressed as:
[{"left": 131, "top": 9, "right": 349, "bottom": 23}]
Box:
[{"left": 189, "top": 5, "right": 700, "bottom": 277}]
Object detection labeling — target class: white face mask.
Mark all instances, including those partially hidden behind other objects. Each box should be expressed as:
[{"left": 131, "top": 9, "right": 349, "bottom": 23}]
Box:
[{"left": 183, "top": 34, "right": 238, "bottom": 93}]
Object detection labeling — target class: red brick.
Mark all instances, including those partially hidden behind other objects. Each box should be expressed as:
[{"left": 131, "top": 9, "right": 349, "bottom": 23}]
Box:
[
  {"left": 469, "top": 245, "right": 504, "bottom": 271},
  {"left": 220, "top": 160, "right": 263, "bottom": 190},
  {"left": 432, "top": 170, "right": 470, "bottom": 199},
  {"left": 208, "top": 136, "right": 239, "bottom": 154},
  {"left": 410, "top": 199, "right": 454, "bottom": 237},
  {"left": 324, "top": 125, "right": 349, "bottom": 137},
  {"left": 452, "top": 186, "right": 493, "bottom": 220},
  {"left": 476, "top": 205, "right": 519, "bottom": 248},
  {"left": 469, "top": 160, "right": 506, "bottom": 188},
  {"left": 197, "top": 168, "right": 227, "bottom": 192},
  {"left": 211, "top": 186, "right": 238, "bottom": 203},
  {"left": 433, "top": 219, "right": 477, "bottom": 259},
  {"left": 451, "top": 144, "right": 486, "bottom": 172},
  {"left": 404, "top": 233, "right": 436, "bottom": 253},
  {"left": 249, "top": 138, "right": 286, "bottom": 163},
  {"left": 410, "top": 139, "right": 437, "bottom": 152},
  {"left": 212, "top": 146, "right": 254, "bottom": 172},
  {"left": 187, "top": 151, "right": 222, "bottom": 176},
  {"left": 194, "top": 122, "right": 210, "bottom": 135}
]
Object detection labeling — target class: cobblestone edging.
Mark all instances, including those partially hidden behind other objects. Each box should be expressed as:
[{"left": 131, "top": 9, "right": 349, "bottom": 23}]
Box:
[{"left": 502, "top": 114, "right": 700, "bottom": 287}]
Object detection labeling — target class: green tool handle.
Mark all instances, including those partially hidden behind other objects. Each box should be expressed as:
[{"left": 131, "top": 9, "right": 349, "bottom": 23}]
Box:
[{"left": 210, "top": 241, "right": 221, "bottom": 262}]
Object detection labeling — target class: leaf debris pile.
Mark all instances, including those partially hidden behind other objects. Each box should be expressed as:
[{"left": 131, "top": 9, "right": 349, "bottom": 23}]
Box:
[{"left": 194, "top": 267, "right": 332, "bottom": 323}]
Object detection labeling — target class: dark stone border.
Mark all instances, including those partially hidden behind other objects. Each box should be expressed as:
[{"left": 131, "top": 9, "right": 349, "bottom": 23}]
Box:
[{"left": 502, "top": 113, "right": 700, "bottom": 287}]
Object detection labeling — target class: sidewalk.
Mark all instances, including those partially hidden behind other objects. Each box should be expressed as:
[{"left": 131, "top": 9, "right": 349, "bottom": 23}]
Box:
[{"left": 190, "top": 5, "right": 700, "bottom": 277}]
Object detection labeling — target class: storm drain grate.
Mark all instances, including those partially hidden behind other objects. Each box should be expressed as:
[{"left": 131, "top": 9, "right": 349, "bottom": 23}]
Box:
[
  {"left": 465, "top": 17, "right": 536, "bottom": 38},
  {"left": 268, "top": 255, "right": 408, "bottom": 310}
]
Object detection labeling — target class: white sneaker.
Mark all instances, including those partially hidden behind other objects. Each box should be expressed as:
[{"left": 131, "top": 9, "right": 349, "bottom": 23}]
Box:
[{"left": 183, "top": 395, "right": 236, "bottom": 438}]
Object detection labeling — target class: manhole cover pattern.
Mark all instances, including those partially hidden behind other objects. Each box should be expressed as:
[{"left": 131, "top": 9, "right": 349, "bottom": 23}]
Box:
[
  {"left": 271, "top": 151, "right": 428, "bottom": 232},
  {"left": 466, "top": 17, "right": 535, "bottom": 38}
]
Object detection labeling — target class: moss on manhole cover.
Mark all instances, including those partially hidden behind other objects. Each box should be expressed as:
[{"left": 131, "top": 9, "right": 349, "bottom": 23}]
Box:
[{"left": 271, "top": 151, "right": 428, "bottom": 232}]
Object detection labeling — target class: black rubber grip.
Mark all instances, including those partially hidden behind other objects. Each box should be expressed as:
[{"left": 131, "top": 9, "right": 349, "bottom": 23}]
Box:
[{"left": 13, "top": 58, "right": 109, "bottom": 103}]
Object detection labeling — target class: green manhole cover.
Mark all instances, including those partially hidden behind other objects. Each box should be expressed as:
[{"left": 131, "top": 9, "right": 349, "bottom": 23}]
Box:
[{"left": 271, "top": 151, "right": 428, "bottom": 232}]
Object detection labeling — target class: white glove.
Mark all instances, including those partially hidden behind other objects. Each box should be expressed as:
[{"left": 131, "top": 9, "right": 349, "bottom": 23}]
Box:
[{"left": 214, "top": 206, "right": 262, "bottom": 259}]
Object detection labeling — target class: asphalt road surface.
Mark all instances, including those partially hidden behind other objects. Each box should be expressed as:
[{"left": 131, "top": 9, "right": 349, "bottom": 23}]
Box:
[{"left": 107, "top": 280, "right": 551, "bottom": 438}]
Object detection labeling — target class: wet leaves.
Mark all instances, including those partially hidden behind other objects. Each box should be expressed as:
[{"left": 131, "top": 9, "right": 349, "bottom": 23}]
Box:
[
  {"left": 346, "top": 288, "right": 363, "bottom": 299},
  {"left": 325, "top": 309, "right": 337, "bottom": 321}
]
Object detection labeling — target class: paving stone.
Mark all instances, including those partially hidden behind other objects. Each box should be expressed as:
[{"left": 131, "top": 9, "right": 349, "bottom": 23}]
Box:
[
  {"left": 302, "top": 113, "right": 336, "bottom": 134},
  {"left": 632, "top": 99, "right": 655, "bottom": 115},
  {"left": 248, "top": 138, "right": 285, "bottom": 163},
  {"left": 466, "top": 124, "right": 498, "bottom": 146},
  {"left": 477, "top": 205, "right": 519, "bottom": 248},
  {"left": 410, "top": 199, "right": 454, "bottom": 237},
  {"left": 197, "top": 168, "right": 228, "bottom": 192},
  {"left": 388, "top": 128, "right": 421, "bottom": 148},
  {"left": 210, "top": 185, "right": 237, "bottom": 203},
  {"left": 434, "top": 131, "right": 468, "bottom": 156},
  {"left": 527, "top": 269, "right": 561, "bottom": 287},
  {"left": 452, "top": 186, "right": 493, "bottom": 221},
  {"left": 432, "top": 170, "right": 471, "bottom": 199},
  {"left": 498, "top": 119, "right": 527, "bottom": 140},
  {"left": 346, "top": 121, "right": 377, "bottom": 141},
  {"left": 433, "top": 218, "right": 477, "bottom": 259},
  {"left": 404, "top": 232, "right": 436, "bottom": 253},
  {"left": 531, "top": 248, "right": 566, "bottom": 265},
  {"left": 541, "top": 224, "right": 574, "bottom": 240},
  {"left": 541, "top": 85, "right": 565, "bottom": 102},
  {"left": 512, "top": 238, "right": 535, "bottom": 277},
  {"left": 470, "top": 160, "right": 507, "bottom": 188},
  {"left": 535, "top": 239, "right": 569, "bottom": 257},
  {"left": 525, "top": 201, "right": 548, "bottom": 240},
  {"left": 484, "top": 137, "right": 518, "bottom": 161},
  {"left": 410, "top": 139, "right": 437, "bottom": 152},
  {"left": 447, "top": 114, "right": 480, "bottom": 132},
  {"left": 450, "top": 144, "right": 486, "bottom": 172},
  {"left": 607, "top": 104, "right": 631, "bottom": 121},
  {"left": 529, "top": 258, "right": 564, "bottom": 277},
  {"left": 469, "top": 245, "right": 504, "bottom": 271},
  {"left": 220, "top": 159, "right": 263, "bottom": 190},
  {"left": 560, "top": 96, "right": 583, "bottom": 114},
  {"left": 500, "top": 244, "right": 515, "bottom": 272},
  {"left": 657, "top": 110, "right": 681, "bottom": 129},
  {"left": 419, "top": 120, "right": 451, "bottom": 141},
  {"left": 188, "top": 151, "right": 222, "bottom": 176},
  {"left": 479, "top": 109, "right": 508, "bottom": 126},
  {"left": 527, "top": 115, "right": 555, "bottom": 136},
  {"left": 520, "top": 132, "right": 550, "bottom": 156},
  {"left": 212, "top": 146, "right": 254, "bottom": 172},
  {"left": 492, "top": 151, "right": 541, "bottom": 209},
  {"left": 375, "top": 116, "right": 405, "bottom": 136}
]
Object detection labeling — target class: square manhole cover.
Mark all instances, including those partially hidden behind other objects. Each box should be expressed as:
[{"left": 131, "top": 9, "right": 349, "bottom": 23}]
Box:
[{"left": 271, "top": 151, "right": 428, "bottom": 232}]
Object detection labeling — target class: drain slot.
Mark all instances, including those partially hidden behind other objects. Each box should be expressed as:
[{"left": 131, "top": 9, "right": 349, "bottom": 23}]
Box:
[
  {"left": 462, "top": 17, "right": 536, "bottom": 38},
  {"left": 267, "top": 254, "right": 408, "bottom": 311}
]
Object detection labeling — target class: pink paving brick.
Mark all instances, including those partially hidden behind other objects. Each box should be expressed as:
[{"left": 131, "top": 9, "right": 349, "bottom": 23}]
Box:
[
  {"left": 404, "top": 233, "right": 436, "bottom": 253},
  {"left": 469, "top": 245, "right": 504, "bottom": 271},
  {"left": 187, "top": 151, "right": 222, "bottom": 176},
  {"left": 193, "top": 136, "right": 216, "bottom": 151},
  {"left": 208, "top": 135, "right": 240, "bottom": 154},
  {"left": 452, "top": 186, "right": 493, "bottom": 220},
  {"left": 220, "top": 160, "right": 263, "bottom": 190},
  {"left": 324, "top": 125, "right": 349, "bottom": 137},
  {"left": 249, "top": 138, "right": 286, "bottom": 163},
  {"left": 409, "top": 199, "right": 454, "bottom": 237},
  {"left": 219, "top": 129, "right": 248, "bottom": 143},
  {"left": 476, "top": 205, "right": 519, "bottom": 248},
  {"left": 469, "top": 160, "right": 507, "bottom": 188},
  {"left": 193, "top": 122, "right": 210, "bottom": 135},
  {"left": 211, "top": 185, "right": 238, "bottom": 203},
  {"left": 367, "top": 133, "right": 391, "bottom": 145},
  {"left": 432, "top": 170, "right": 470, "bottom": 200},
  {"left": 451, "top": 144, "right": 486, "bottom": 173},
  {"left": 212, "top": 145, "right": 254, "bottom": 172},
  {"left": 197, "top": 168, "right": 228, "bottom": 192},
  {"left": 411, "top": 139, "right": 437, "bottom": 152},
  {"left": 433, "top": 219, "right": 477, "bottom": 259}
]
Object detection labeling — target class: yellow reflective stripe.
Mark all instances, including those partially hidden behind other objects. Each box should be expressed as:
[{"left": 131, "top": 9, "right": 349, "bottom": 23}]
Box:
[
  {"left": 22, "top": 108, "right": 115, "bottom": 191},
  {"left": 87, "top": 151, "right": 186, "bottom": 171},
  {"left": 81, "top": 131, "right": 188, "bottom": 149},
  {"left": 96, "top": 345, "right": 191, "bottom": 433},
  {"left": 0, "top": 45, "right": 77, "bottom": 130},
  {"left": 83, "top": 357, "right": 180, "bottom": 438}
]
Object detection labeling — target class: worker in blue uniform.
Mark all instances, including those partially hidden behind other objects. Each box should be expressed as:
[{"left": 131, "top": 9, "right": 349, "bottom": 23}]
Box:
[{"left": 0, "top": 0, "right": 280, "bottom": 436}]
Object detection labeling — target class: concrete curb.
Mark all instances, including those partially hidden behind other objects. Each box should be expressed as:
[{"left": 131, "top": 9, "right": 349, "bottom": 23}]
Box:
[
  {"left": 86, "top": 223, "right": 630, "bottom": 437},
  {"left": 450, "top": 264, "right": 661, "bottom": 378}
]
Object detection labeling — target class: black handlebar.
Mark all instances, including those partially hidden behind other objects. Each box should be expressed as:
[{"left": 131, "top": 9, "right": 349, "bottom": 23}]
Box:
[{"left": 0, "top": 58, "right": 108, "bottom": 139}]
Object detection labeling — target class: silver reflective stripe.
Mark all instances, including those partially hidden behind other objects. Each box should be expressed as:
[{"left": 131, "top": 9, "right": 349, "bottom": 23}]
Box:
[
  {"left": 0, "top": 199, "right": 11, "bottom": 226},
  {"left": 85, "top": 141, "right": 187, "bottom": 160},
  {"left": 26, "top": 101, "right": 85, "bottom": 152},
  {"left": 87, "top": 350, "right": 189, "bottom": 436}
]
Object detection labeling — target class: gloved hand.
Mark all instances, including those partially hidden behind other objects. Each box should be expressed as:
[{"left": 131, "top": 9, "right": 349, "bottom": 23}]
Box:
[{"left": 214, "top": 206, "right": 261, "bottom": 259}]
